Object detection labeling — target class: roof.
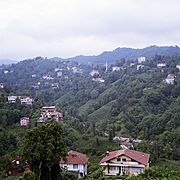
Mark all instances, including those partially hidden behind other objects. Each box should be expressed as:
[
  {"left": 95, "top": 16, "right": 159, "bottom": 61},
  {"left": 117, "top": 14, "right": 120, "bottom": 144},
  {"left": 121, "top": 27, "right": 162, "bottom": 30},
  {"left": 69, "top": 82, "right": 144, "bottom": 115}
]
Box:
[
  {"left": 60, "top": 150, "right": 88, "bottom": 165},
  {"left": 42, "top": 106, "right": 56, "bottom": 109},
  {"left": 100, "top": 149, "right": 150, "bottom": 166},
  {"left": 20, "top": 117, "right": 29, "bottom": 120},
  {"left": 166, "top": 74, "right": 175, "bottom": 79}
]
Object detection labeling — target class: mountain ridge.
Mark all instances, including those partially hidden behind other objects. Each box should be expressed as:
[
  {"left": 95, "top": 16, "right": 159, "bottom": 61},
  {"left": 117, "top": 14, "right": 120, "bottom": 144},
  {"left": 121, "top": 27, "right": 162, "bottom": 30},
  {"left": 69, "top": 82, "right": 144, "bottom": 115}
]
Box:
[
  {"left": 1, "top": 45, "right": 180, "bottom": 65},
  {"left": 60, "top": 45, "right": 180, "bottom": 64}
]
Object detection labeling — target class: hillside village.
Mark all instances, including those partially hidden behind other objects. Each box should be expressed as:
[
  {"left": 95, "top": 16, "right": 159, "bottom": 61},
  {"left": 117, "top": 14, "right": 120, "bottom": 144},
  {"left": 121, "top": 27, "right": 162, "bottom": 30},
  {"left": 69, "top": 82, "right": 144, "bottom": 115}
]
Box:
[
  {"left": 0, "top": 53, "right": 180, "bottom": 179},
  {"left": 1, "top": 56, "right": 180, "bottom": 91}
]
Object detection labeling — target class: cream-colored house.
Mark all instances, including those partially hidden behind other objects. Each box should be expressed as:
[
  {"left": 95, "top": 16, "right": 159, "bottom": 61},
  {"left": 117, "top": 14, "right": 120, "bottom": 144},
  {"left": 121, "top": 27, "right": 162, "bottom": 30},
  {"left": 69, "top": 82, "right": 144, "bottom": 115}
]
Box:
[
  {"left": 100, "top": 149, "right": 150, "bottom": 176},
  {"left": 60, "top": 150, "right": 89, "bottom": 178}
]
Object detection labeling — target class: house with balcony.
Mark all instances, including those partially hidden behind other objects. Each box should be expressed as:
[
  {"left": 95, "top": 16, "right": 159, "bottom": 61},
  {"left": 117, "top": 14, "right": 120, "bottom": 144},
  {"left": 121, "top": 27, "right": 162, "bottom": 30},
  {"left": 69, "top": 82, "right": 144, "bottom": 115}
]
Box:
[
  {"left": 19, "top": 96, "right": 33, "bottom": 105},
  {"left": 100, "top": 149, "right": 150, "bottom": 176},
  {"left": 38, "top": 106, "right": 63, "bottom": 123},
  {"left": 8, "top": 96, "right": 33, "bottom": 105},
  {"left": 60, "top": 150, "right": 88, "bottom": 178}
]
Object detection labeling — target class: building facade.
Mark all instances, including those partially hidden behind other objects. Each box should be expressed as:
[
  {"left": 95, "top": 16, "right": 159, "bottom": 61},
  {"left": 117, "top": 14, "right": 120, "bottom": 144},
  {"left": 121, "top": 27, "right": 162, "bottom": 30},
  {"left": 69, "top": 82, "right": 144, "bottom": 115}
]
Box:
[
  {"left": 60, "top": 150, "right": 88, "bottom": 178},
  {"left": 20, "top": 117, "right": 30, "bottom": 126},
  {"left": 100, "top": 149, "right": 150, "bottom": 176}
]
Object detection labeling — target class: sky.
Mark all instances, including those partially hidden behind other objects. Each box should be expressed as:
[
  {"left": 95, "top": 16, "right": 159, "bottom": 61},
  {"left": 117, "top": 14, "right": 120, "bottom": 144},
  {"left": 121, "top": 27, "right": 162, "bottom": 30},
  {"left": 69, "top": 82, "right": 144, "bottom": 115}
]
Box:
[{"left": 0, "top": 0, "right": 180, "bottom": 60}]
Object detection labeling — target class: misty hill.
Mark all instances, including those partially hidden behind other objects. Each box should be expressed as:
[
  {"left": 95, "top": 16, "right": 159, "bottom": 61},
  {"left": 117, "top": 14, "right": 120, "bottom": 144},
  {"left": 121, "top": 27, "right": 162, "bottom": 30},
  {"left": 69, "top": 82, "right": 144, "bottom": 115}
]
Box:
[
  {"left": 66, "top": 45, "right": 180, "bottom": 64},
  {"left": 1, "top": 46, "right": 180, "bottom": 66},
  {"left": 0, "top": 59, "right": 17, "bottom": 65}
]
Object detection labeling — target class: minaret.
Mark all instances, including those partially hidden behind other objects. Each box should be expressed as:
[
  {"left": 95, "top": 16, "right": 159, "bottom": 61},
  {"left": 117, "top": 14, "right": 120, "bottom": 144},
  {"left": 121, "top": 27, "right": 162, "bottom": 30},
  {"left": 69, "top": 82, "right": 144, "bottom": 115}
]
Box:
[{"left": 105, "top": 61, "right": 108, "bottom": 72}]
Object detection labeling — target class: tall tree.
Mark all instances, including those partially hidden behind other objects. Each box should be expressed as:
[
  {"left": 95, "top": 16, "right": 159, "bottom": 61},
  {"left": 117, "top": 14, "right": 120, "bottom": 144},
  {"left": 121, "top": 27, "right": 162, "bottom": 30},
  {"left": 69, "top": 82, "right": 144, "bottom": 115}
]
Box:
[{"left": 23, "top": 122, "right": 66, "bottom": 180}]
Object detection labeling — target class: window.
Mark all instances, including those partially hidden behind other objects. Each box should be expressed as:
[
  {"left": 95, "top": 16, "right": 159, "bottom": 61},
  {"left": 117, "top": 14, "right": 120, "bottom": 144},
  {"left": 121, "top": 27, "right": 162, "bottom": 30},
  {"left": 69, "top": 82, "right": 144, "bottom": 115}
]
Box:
[
  {"left": 73, "top": 164, "right": 78, "bottom": 169},
  {"left": 110, "top": 166, "right": 116, "bottom": 171},
  {"left": 122, "top": 158, "right": 126, "bottom": 162},
  {"left": 117, "top": 157, "right": 121, "bottom": 161}
]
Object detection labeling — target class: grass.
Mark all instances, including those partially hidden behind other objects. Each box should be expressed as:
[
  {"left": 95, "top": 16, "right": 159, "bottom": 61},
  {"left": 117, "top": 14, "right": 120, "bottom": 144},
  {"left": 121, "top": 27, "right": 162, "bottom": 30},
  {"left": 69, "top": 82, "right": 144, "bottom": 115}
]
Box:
[
  {"left": 156, "top": 159, "right": 180, "bottom": 172},
  {"left": 87, "top": 101, "right": 115, "bottom": 123},
  {"left": 78, "top": 83, "right": 117, "bottom": 117}
]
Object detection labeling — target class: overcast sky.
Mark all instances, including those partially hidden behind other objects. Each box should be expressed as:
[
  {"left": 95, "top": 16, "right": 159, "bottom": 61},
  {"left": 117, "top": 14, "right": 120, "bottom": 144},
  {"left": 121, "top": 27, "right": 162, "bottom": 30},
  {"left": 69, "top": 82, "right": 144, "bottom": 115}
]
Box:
[{"left": 0, "top": 0, "right": 180, "bottom": 60}]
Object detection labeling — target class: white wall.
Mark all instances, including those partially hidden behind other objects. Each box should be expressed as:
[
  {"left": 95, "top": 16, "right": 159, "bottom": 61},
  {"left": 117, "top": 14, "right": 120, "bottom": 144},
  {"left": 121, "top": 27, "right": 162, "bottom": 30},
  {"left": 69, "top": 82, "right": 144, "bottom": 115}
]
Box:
[{"left": 60, "top": 163, "right": 87, "bottom": 177}]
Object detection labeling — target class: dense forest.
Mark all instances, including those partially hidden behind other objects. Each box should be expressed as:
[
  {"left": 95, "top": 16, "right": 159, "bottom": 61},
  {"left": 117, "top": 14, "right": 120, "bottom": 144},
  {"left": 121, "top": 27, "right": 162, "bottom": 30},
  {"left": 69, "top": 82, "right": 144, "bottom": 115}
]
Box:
[{"left": 0, "top": 53, "right": 180, "bottom": 179}]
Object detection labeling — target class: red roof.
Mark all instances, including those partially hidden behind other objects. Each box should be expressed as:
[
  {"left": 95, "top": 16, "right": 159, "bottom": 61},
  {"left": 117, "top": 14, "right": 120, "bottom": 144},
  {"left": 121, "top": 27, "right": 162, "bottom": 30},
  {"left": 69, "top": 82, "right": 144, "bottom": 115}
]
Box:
[
  {"left": 60, "top": 150, "right": 88, "bottom": 165},
  {"left": 100, "top": 149, "right": 150, "bottom": 166}
]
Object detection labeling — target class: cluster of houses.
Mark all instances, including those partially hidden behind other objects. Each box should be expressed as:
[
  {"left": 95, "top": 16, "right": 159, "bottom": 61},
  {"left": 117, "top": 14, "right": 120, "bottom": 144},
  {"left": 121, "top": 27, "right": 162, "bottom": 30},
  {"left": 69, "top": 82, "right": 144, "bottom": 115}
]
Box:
[
  {"left": 25, "top": 56, "right": 180, "bottom": 90},
  {"left": 88, "top": 56, "right": 179, "bottom": 84},
  {"left": 20, "top": 106, "right": 63, "bottom": 127},
  {"left": 131, "top": 57, "right": 179, "bottom": 84},
  {"left": 89, "top": 70, "right": 105, "bottom": 83},
  {"left": 8, "top": 96, "right": 33, "bottom": 105},
  {"left": 8, "top": 149, "right": 150, "bottom": 178},
  {"left": 113, "top": 136, "right": 142, "bottom": 150}
]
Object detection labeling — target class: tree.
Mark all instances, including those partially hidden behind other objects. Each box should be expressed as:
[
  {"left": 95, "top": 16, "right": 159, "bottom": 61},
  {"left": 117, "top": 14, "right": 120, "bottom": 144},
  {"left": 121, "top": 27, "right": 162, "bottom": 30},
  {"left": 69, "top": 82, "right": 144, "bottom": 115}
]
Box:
[
  {"left": 23, "top": 122, "right": 66, "bottom": 180},
  {"left": 108, "top": 130, "right": 113, "bottom": 141}
]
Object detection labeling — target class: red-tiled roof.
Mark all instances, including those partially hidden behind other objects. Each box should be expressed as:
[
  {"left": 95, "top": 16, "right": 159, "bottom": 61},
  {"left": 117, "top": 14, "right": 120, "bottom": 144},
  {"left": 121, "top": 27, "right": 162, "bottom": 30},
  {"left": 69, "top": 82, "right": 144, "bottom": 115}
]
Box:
[
  {"left": 100, "top": 149, "right": 150, "bottom": 166},
  {"left": 60, "top": 150, "right": 88, "bottom": 165}
]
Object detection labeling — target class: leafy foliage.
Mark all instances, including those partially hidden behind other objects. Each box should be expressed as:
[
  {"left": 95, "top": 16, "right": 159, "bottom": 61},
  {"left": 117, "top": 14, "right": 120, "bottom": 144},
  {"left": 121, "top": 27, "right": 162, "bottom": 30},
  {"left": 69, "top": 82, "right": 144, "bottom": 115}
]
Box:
[{"left": 23, "top": 122, "right": 66, "bottom": 179}]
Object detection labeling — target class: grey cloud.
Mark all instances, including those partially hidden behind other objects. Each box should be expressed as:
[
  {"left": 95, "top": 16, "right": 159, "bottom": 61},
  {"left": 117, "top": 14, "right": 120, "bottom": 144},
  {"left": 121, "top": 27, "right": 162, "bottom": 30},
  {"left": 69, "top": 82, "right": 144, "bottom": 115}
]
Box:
[{"left": 0, "top": 0, "right": 180, "bottom": 59}]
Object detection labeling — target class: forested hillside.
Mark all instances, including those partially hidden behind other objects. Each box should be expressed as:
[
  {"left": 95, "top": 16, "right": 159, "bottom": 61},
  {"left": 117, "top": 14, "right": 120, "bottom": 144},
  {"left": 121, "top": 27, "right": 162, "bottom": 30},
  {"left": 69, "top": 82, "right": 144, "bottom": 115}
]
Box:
[{"left": 0, "top": 53, "right": 180, "bottom": 179}]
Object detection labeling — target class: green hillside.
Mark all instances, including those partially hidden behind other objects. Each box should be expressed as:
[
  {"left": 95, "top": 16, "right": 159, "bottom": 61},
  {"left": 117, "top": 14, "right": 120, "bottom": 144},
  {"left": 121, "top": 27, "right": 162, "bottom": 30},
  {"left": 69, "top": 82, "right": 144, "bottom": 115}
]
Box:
[{"left": 0, "top": 54, "right": 180, "bottom": 179}]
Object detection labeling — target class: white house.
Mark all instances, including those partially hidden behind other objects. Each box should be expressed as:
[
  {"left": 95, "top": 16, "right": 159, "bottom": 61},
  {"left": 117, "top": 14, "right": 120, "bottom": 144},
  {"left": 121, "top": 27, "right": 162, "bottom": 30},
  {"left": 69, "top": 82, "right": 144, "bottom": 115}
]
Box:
[
  {"left": 57, "top": 71, "right": 63, "bottom": 77},
  {"left": 100, "top": 149, "right": 150, "bottom": 176},
  {"left": 8, "top": 96, "right": 33, "bottom": 105},
  {"left": 31, "top": 74, "right": 36, "bottom": 78},
  {"left": 8, "top": 96, "right": 17, "bottom": 103},
  {"left": 72, "top": 67, "right": 83, "bottom": 74},
  {"left": 4, "top": 70, "right": 9, "bottom": 74},
  {"left": 176, "top": 65, "right": 180, "bottom": 71},
  {"left": 138, "top": 57, "right": 146, "bottom": 63},
  {"left": 92, "top": 78, "right": 105, "bottom": 83},
  {"left": 42, "top": 75, "right": 54, "bottom": 80},
  {"left": 165, "top": 74, "right": 176, "bottom": 84},
  {"left": 130, "top": 63, "right": 135, "bottom": 67},
  {"left": 0, "top": 83, "right": 4, "bottom": 89},
  {"left": 137, "top": 65, "right": 144, "bottom": 71},
  {"left": 51, "top": 83, "right": 59, "bottom": 89},
  {"left": 112, "top": 67, "right": 121, "bottom": 72},
  {"left": 60, "top": 150, "right": 89, "bottom": 178},
  {"left": 157, "top": 63, "right": 166, "bottom": 68},
  {"left": 89, "top": 70, "right": 99, "bottom": 77},
  {"left": 19, "top": 96, "right": 33, "bottom": 105}
]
